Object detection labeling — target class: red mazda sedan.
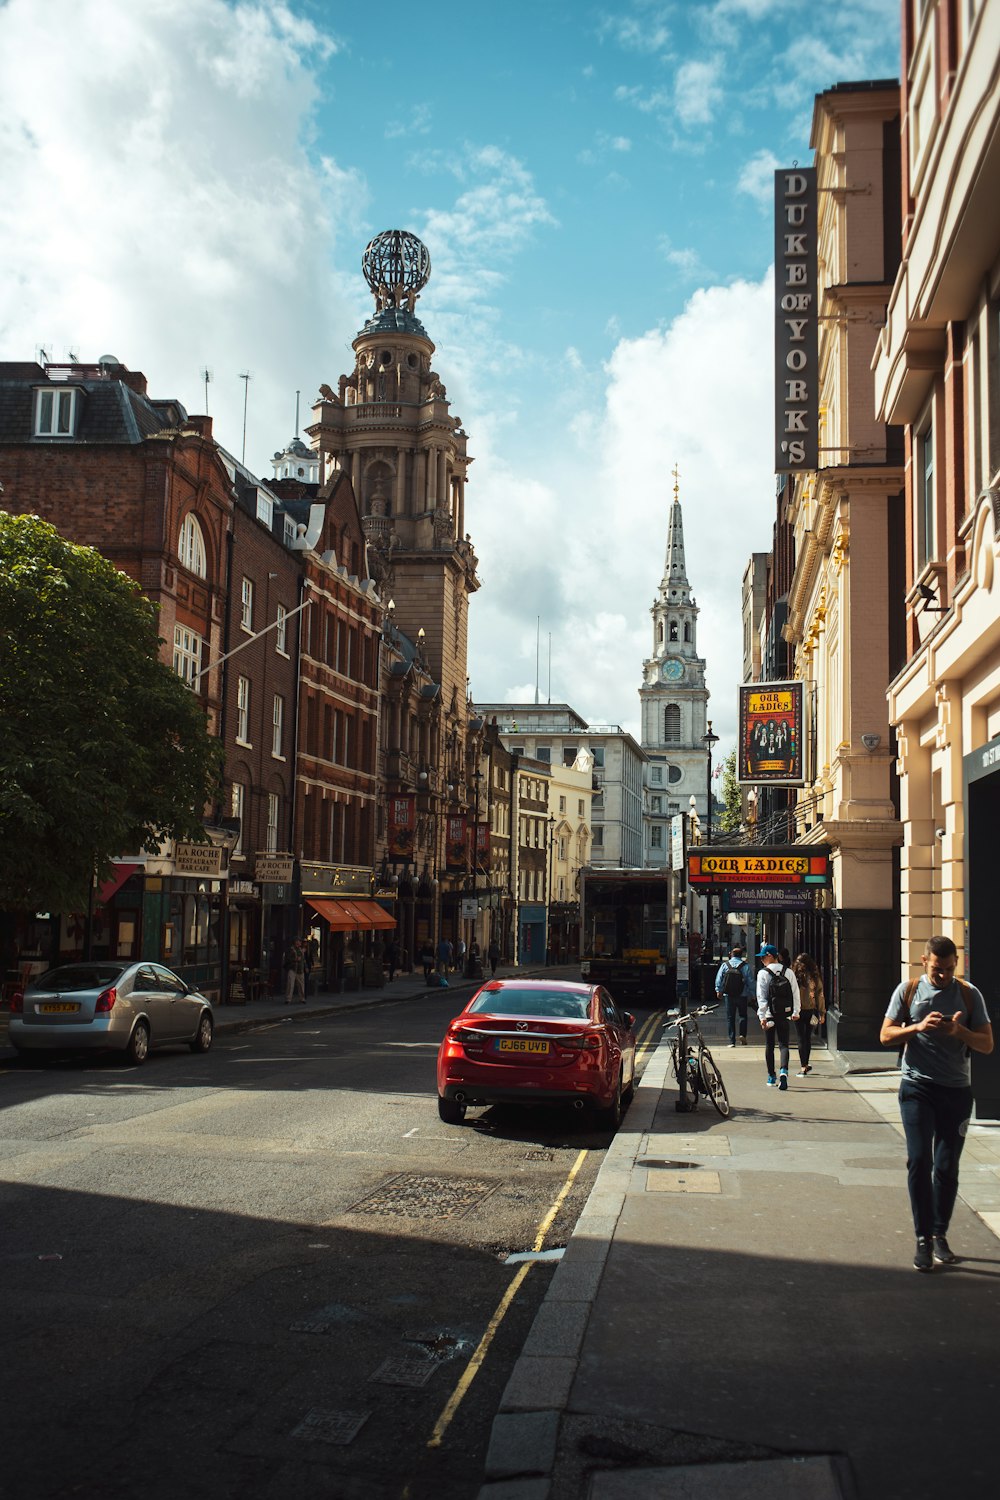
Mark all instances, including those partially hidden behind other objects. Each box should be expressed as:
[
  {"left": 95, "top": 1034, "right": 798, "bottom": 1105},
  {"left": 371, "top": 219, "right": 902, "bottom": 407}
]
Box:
[{"left": 436, "top": 979, "right": 637, "bottom": 1129}]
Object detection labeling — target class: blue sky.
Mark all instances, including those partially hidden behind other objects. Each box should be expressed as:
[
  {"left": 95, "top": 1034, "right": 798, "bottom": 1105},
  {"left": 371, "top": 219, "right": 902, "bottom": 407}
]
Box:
[{"left": 0, "top": 0, "right": 902, "bottom": 758}]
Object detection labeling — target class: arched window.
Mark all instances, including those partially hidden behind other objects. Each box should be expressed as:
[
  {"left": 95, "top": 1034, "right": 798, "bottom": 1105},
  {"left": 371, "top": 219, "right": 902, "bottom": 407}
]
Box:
[
  {"left": 664, "top": 704, "right": 681, "bottom": 743},
  {"left": 669, "top": 620, "right": 678, "bottom": 642},
  {"left": 179, "top": 513, "right": 206, "bottom": 577},
  {"left": 684, "top": 622, "right": 691, "bottom": 643}
]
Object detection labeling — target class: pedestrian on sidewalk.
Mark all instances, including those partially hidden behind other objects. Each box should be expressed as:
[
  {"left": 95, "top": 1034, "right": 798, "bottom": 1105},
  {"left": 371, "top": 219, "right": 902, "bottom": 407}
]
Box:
[
  {"left": 879, "top": 934, "right": 993, "bottom": 1272},
  {"left": 456, "top": 936, "right": 466, "bottom": 973},
  {"left": 437, "top": 935, "right": 453, "bottom": 976},
  {"left": 756, "top": 943, "right": 799, "bottom": 1090},
  {"left": 284, "top": 937, "right": 306, "bottom": 1005},
  {"left": 385, "top": 940, "right": 400, "bottom": 981},
  {"left": 791, "top": 951, "right": 826, "bottom": 1075},
  {"left": 420, "top": 939, "right": 435, "bottom": 984},
  {"left": 715, "top": 945, "right": 752, "bottom": 1047},
  {"left": 488, "top": 936, "right": 500, "bottom": 976}
]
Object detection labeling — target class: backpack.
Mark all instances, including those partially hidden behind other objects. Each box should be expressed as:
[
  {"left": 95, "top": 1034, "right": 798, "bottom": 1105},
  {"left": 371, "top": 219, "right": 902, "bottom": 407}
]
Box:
[
  {"left": 765, "top": 964, "right": 795, "bottom": 1021},
  {"left": 722, "top": 962, "right": 745, "bottom": 998}
]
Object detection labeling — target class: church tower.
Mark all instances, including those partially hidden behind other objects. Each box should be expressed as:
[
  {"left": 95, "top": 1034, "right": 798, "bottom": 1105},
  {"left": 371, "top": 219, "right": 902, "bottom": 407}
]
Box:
[
  {"left": 307, "top": 229, "right": 479, "bottom": 740},
  {"left": 639, "top": 468, "right": 711, "bottom": 863}
]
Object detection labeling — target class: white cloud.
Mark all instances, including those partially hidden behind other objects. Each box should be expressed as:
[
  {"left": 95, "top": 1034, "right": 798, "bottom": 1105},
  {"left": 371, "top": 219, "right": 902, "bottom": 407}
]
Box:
[
  {"left": 737, "top": 147, "right": 781, "bottom": 205},
  {"left": 385, "top": 102, "right": 433, "bottom": 139},
  {"left": 597, "top": 8, "right": 673, "bottom": 54},
  {"left": 0, "top": 0, "right": 362, "bottom": 470},
  {"left": 468, "top": 273, "right": 776, "bottom": 759},
  {"left": 675, "top": 58, "right": 724, "bottom": 127}
]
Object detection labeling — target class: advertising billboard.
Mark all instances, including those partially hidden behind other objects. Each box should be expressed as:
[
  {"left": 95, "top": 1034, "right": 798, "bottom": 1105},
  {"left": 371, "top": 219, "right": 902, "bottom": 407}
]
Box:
[{"left": 738, "top": 680, "right": 805, "bottom": 785}]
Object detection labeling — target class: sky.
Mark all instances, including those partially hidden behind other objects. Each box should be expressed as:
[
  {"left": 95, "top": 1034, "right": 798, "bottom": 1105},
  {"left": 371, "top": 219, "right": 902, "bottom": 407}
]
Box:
[{"left": 0, "top": 0, "right": 902, "bottom": 761}]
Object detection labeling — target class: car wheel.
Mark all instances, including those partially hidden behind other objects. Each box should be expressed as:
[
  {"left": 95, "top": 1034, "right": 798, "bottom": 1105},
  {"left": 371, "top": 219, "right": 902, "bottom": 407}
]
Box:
[
  {"left": 594, "top": 1070, "right": 623, "bottom": 1131},
  {"left": 124, "top": 1020, "right": 150, "bottom": 1066},
  {"left": 189, "top": 1012, "right": 213, "bottom": 1054},
  {"left": 438, "top": 1095, "right": 466, "bottom": 1125}
]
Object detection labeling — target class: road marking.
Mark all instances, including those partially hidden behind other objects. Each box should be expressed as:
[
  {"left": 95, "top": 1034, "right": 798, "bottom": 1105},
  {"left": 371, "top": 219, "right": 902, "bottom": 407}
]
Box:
[
  {"left": 426, "top": 1147, "right": 588, "bottom": 1450},
  {"left": 403, "top": 1128, "right": 419, "bottom": 1138}
]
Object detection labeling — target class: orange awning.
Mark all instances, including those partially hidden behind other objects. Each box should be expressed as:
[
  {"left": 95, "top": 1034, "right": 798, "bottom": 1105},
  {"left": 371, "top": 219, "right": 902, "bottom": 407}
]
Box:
[{"left": 306, "top": 898, "right": 396, "bottom": 932}]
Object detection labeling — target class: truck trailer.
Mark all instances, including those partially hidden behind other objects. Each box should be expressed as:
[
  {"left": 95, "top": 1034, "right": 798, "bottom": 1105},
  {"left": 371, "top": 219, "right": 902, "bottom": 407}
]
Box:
[{"left": 579, "top": 867, "right": 674, "bottom": 1002}]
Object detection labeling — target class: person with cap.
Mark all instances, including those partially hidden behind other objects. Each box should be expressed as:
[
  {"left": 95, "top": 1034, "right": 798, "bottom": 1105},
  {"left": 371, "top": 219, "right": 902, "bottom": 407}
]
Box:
[
  {"left": 756, "top": 943, "right": 800, "bottom": 1090},
  {"left": 715, "top": 945, "right": 753, "bottom": 1047}
]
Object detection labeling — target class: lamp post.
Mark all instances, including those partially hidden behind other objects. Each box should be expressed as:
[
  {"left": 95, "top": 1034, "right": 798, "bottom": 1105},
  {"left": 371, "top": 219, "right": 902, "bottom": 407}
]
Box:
[
  {"left": 545, "top": 812, "right": 555, "bottom": 965},
  {"left": 703, "top": 721, "right": 720, "bottom": 992}
]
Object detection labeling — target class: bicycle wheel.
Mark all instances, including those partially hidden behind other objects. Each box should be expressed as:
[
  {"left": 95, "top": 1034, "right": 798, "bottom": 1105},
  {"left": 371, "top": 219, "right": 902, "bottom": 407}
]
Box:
[{"left": 698, "top": 1048, "right": 731, "bottom": 1117}]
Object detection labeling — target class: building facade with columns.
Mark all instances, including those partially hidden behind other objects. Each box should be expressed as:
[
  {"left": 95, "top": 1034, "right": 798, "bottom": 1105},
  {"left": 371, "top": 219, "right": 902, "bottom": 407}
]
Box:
[
  {"left": 873, "top": 0, "right": 1000, "bottom": 1111},
  {"left": 779, "top": 79, "right": 906, "bottom": 1044}
]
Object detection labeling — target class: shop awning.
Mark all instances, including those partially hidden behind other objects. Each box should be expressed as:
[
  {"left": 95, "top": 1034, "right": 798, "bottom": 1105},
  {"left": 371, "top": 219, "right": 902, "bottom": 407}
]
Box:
[
  {"left": 96, "top": 863, "right": 140, "bottom": 907},
  {"left": 307, "top": 898, "right": 396, "bottom": 932}
]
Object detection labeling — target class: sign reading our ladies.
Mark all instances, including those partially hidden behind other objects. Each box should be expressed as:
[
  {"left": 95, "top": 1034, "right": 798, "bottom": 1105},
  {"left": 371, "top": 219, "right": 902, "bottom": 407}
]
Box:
[{"left": 775, "top": 167, "right": 818, "bottom": 471}]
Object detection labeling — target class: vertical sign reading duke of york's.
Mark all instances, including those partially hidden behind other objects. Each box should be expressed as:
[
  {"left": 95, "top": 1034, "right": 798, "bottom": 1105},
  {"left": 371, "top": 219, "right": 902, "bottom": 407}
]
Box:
[{"left": 775, "top": 168, "right": 818, "bottom": 471}]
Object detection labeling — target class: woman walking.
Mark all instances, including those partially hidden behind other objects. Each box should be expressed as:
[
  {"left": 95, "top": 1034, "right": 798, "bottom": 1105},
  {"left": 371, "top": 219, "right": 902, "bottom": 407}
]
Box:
[{"left": 791, "top": 952, "right": 826, "bottom": 1076}]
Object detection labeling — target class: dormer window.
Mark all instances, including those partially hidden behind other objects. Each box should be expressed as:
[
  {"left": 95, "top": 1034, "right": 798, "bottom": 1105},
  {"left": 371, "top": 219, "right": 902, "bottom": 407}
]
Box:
[{"left": 34, "top": 386, "right": 78, "bottom": 437}]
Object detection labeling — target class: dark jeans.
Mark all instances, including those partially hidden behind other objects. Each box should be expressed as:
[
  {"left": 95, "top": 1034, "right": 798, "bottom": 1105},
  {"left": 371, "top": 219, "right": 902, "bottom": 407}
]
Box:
[
  {"left": 764, "top": 1016, "right": 790, "bottom": 1078},
  {"left": 898, "top": 1076, "right": 973, "bottom": 1239},
  {"left": 794, "top": 1014, "right": 817, "bottom": 1068},
  {"left": 724, "top": 995, "right": 748, "bottom": 1043}
]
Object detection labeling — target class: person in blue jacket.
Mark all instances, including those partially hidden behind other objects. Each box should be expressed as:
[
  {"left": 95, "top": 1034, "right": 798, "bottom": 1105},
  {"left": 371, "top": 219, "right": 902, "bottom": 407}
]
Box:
[{"left": 715, "top": 945, "right": 753, "bottom": 1047}]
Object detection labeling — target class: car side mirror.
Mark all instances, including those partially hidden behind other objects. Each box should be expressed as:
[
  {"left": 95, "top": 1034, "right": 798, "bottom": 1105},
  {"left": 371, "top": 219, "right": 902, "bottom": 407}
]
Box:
[{"left": 624, "top": 1013, "right": 635, "bottom": 1029}]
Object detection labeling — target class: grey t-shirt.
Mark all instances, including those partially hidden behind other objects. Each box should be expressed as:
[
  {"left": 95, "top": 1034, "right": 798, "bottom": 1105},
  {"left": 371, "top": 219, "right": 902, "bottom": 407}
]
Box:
[{"left": 885, "top": 976, "right": 989, "bottom": 1088}]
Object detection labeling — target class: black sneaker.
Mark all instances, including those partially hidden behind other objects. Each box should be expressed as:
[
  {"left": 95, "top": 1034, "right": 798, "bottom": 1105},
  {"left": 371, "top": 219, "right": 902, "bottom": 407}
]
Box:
[
  {"left": 932, "top": 1236, "right": 958, "bottom": 1264},
  {"left": 778, "top": 1072, "right": 788, "bottom": 1091},
  {"left": 914, "top": 1238, "right": 934, "bottom": 1272}
]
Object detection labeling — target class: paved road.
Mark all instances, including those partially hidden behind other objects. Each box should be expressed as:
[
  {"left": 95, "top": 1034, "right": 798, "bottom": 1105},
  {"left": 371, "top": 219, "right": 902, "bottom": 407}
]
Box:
[{"left": 0, "top": 989, "right": 664, "bottom": 1500}]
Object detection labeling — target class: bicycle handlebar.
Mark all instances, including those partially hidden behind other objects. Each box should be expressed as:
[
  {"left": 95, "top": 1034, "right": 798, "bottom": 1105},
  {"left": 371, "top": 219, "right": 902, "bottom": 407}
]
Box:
[{"left": 665, "top": 1005, "right": 720, "bottom": 1027}]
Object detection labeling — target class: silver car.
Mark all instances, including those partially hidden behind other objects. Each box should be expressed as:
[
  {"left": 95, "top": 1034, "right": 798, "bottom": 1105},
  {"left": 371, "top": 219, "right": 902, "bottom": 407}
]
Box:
[{"left": 9, "top": 961, "right": 214, "bottom": 1064}]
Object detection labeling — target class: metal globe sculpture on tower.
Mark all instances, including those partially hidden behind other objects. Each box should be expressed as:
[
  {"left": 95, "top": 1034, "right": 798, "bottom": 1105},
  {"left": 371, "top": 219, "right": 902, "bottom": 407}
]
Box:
[{"left": 361, "top": 230, "right": 432, "bottom": 314}]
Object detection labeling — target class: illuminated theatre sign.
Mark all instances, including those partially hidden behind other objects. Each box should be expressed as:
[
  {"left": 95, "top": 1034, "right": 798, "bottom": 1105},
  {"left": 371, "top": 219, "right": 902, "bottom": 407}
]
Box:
[
  {"left": 775, "top": 167, "right": 818, "bottom": 472},
  {"left": 687, "top": 847, "right": 832, "bottom": 890}
]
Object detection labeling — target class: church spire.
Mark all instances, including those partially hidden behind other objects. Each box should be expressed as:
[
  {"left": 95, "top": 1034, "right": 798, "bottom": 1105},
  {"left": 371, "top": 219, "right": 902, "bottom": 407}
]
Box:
[{"left": 660, "top": 463, "right": 693, "bottom": 605}]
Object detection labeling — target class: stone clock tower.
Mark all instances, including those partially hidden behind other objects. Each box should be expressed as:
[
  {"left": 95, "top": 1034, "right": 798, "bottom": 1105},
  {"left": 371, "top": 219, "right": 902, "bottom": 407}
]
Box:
[{"left": 639, "top": 470, "right": 711, "bottom": 862}]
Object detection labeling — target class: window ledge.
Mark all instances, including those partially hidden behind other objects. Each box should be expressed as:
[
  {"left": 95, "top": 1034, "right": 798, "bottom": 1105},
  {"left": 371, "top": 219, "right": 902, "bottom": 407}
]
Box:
[{"left": 235, "top": 738, "right": 252, "bottom": 749}]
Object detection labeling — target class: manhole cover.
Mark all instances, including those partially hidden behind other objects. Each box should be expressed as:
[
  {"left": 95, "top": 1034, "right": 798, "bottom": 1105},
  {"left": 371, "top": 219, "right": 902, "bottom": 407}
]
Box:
[
  {"left": 347, "top": 1174, "right": 497, "bottom": 1220},
  {"left": 369, "top": 1355, "right": 437, "bottom": 1387},
  {"left": 291, "top": 1409, "right": 370, "bottom": 1446}
]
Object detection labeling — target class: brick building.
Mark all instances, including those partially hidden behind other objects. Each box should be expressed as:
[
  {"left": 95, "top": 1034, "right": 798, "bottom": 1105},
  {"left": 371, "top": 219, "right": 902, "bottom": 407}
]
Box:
[{"left": 0, "top": 356, "right": 234, "bottom": 991}]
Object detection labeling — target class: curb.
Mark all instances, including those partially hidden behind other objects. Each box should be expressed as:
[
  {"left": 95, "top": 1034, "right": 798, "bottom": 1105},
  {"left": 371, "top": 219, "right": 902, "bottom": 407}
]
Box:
[{"left": 478, "top": 1028, "right": 674, "bottom": 1494}]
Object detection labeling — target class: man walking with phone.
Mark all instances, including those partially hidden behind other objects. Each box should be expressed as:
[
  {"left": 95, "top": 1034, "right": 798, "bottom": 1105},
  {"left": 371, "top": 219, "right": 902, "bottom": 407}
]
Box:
[{"left": 880, "top": 935, "right": 993, "bottom": 1272}]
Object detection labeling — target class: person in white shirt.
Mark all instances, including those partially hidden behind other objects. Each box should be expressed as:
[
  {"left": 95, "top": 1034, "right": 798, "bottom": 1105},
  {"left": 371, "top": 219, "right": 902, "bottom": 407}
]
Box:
[{"left": 756, "top": 943, "right": 801, "bottom": 1091}]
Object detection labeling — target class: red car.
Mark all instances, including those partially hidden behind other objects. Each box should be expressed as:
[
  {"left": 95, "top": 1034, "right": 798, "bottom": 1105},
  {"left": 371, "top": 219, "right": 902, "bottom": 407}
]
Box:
[{"left": 436, "top": 979, "right": 637, "bottom": 1128}]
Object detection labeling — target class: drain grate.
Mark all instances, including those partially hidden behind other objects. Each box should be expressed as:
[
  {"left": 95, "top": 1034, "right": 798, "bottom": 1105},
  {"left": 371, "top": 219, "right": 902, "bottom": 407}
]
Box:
[
  {"left": 291, "top": 1409, "right": 370, "bottom": 1446},
  {"left": 369, "top": 1355, "right": 438, "bottom": 1388},
  {"left": 347, "top": 1173, "right": 498, "bottom": 1220}
]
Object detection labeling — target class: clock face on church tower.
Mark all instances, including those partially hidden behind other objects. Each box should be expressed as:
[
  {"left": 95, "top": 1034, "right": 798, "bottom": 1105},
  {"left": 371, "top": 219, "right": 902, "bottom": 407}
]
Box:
[{"left": 661, "top": 658, "right": 684, "bottom": 682}]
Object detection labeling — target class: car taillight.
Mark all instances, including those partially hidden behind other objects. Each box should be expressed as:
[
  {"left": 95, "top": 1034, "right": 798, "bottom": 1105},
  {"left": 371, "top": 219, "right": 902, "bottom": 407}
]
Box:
[
  {"left": 558, "top": 1033, "right": 602, "bottom": 1052},
  {"left": 9, "top": 990, "right": 23, "bottom": 1015},
  {"left": 94, "top": 987, "right": 117, "bottom": 1013}
]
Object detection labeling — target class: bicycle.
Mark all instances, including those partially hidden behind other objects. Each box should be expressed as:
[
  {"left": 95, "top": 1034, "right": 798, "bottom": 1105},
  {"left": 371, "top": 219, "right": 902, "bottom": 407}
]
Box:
[{"left": 666, "top": 1004, "right": 731, "bottom": 1117}]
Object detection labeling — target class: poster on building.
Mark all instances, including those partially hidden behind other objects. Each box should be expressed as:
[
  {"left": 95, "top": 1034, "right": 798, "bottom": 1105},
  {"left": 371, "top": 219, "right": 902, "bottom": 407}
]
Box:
[
  {"left": 445, "top": 813, "right": 468, "bottom": 871},
  {"left": 738, "top": 681, "right": 805, "bottom": 785},
  {"left": 387, "top": 794, "right": 415, "bottom": 859},
  {"left": 474, "top": 821, "right": 490, "bottom": 867},
  {"left": 775, "top": 166, "right": 818, "bottom": 471}
]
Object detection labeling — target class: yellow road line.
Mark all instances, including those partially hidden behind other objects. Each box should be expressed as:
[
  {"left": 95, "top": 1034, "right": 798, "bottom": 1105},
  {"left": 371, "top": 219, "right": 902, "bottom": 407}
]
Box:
[
  {"left": 634, "top": 1009, "right": 665, "bottom": 1060},
  {"left": 426, "top": 1146, "right": 589, "bottom": 1450}
]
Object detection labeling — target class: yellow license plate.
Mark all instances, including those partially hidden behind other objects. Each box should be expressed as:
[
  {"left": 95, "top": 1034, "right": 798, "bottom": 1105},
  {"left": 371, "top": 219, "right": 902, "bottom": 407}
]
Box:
[
  {"left": 40, "top": 1002, "right": 80, "bottom": 1014},
  {"left": 498, "top": 1038, "right": 550, "bottom": 1054}
]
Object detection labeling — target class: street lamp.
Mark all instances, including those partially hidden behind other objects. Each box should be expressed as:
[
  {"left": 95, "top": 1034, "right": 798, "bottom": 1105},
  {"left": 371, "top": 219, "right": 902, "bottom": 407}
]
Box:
[
  {"left": 703, "top": 720, "right": 719, "bottom": 843},
  {"left": 545, "top": 812, "right": 555, "bottom": 965}
]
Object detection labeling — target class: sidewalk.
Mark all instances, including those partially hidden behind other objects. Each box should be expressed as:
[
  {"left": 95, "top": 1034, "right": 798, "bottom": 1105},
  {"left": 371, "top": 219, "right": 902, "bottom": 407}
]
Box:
[{"left": 481, "top": 1020, "right": 1000, "bottom": 1500}]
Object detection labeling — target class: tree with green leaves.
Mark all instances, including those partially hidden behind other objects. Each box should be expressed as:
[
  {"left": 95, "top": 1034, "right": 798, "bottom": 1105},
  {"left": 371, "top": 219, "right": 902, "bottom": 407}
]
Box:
[
  {"left": 719, "top": 748, "right": 743, "bottom": 835},
  {"left": 0, "top": 511, "right": 223, "bottom": 913}
]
